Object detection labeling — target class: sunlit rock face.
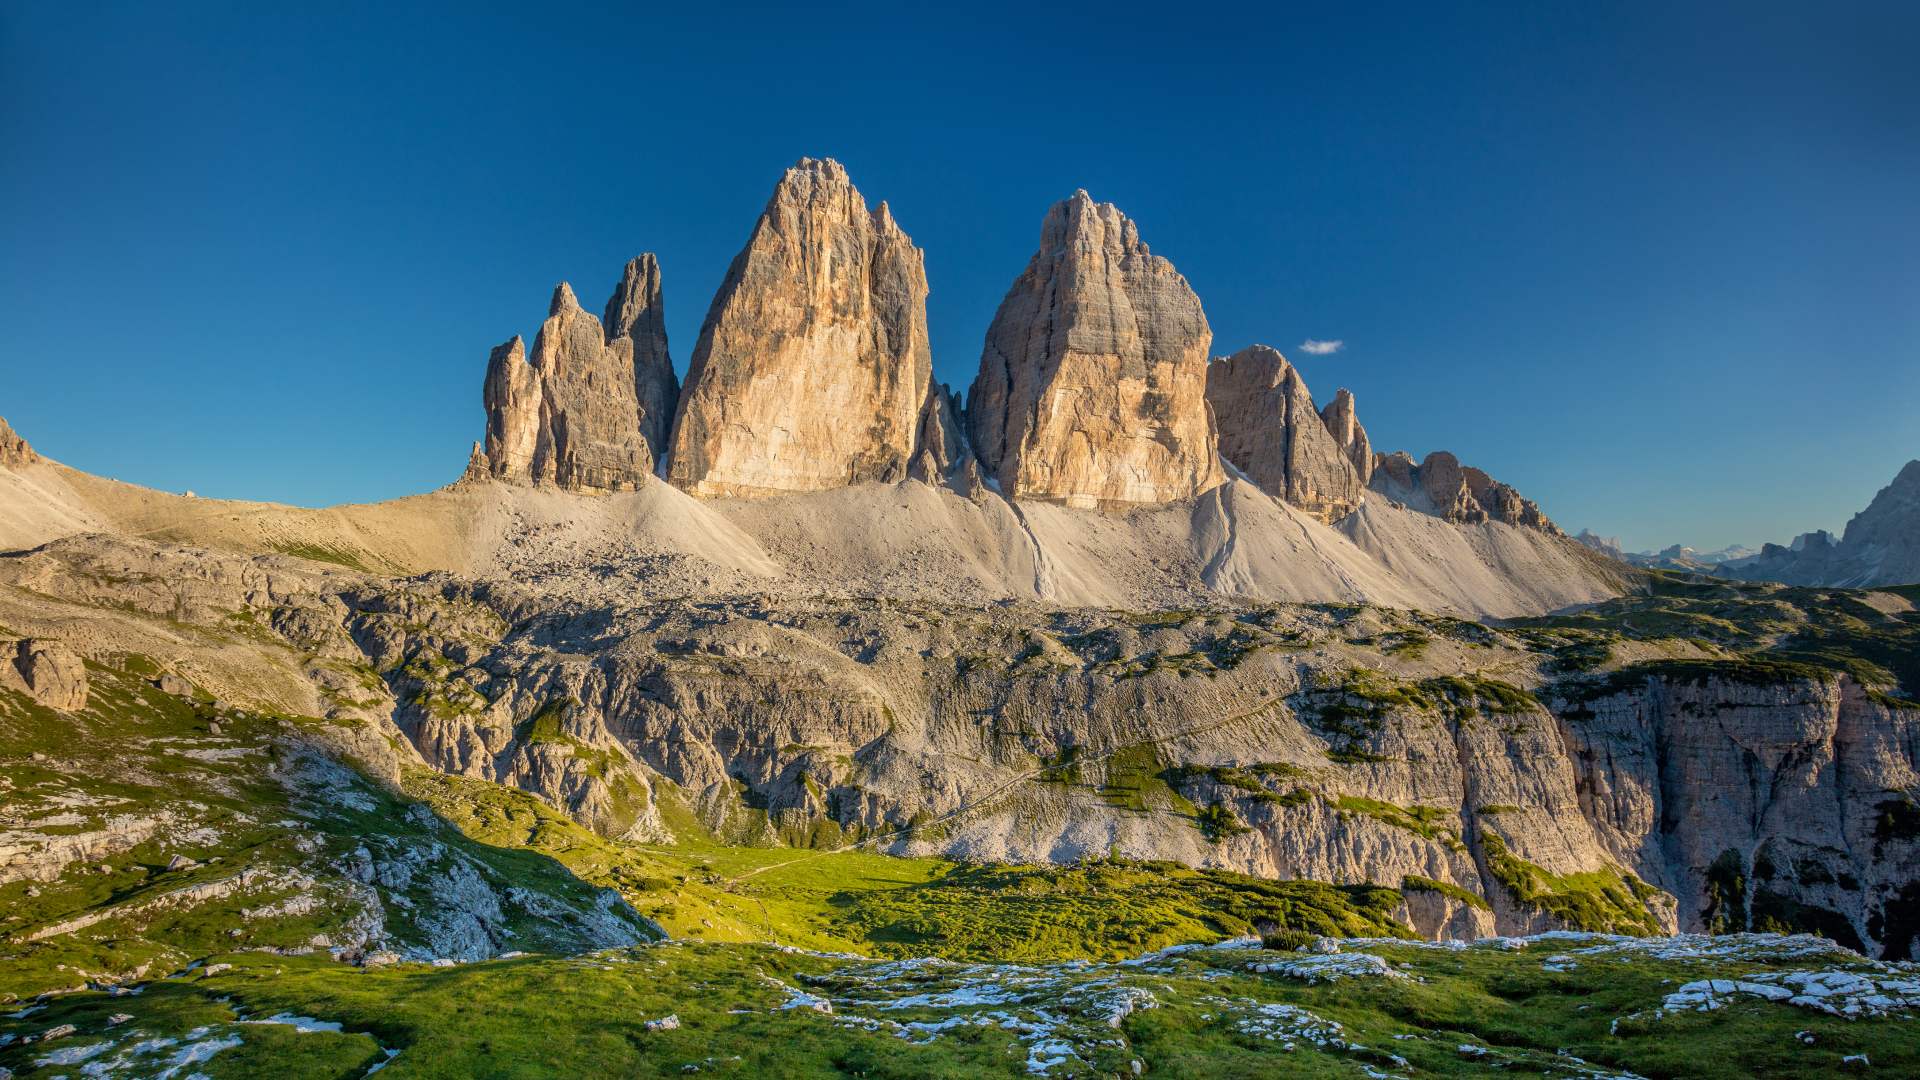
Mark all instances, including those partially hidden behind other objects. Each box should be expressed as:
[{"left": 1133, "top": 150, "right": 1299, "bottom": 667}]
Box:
[
  {"left": 968, "top": 190, "right": 1223, "bottom": 509},
  {"left": 666, "top": 158, "right": 949, "bottom": 498}
]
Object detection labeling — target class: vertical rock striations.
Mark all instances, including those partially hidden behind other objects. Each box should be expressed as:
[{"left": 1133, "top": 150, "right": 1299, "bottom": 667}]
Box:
[
  {"left": 477, "top": 260, "right": 679, "bottom": 492},
  {"left": 481, "top": 336, "right": 541, "bottom": 482},
  {"left": 666, "top": 158, "right": 950, "bottom": 498},
  {"left": 1370, "top": 450, "right": 1558, "bottom": 532},
  {"left": 1319, "top": 388, "right": 1372, "bottom": 486},
  {"left": 968, "top": 190, "right": 1223, "bottom": 509},
  {"left": 603, "top": 254, "right": 679, "bottom": 467},
  {"left": 1205, "top": 344, "right": 1368, "bottom": 521}
]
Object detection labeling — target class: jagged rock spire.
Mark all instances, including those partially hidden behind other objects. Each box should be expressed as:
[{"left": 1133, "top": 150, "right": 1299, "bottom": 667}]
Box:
[
  {"left": 477, "top": 258, "right": 678, "bottom": 492},
  {"left": 665, "top": 158, "right": 954, "bottom": 498},
  {"left": 967, "top": 190, "right": 1222, "bottom": 508},
  {"left": 604, "top": 254, "right": 678, "bottom": 465},
  {"left": 1206, "top": 345, "right": 1367, "bottom": 522}
]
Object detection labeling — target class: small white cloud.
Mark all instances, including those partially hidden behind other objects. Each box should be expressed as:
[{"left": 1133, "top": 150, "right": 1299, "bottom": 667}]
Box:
[{"left": 1298, "top": 339, "right": 1344, "bottom": 356}]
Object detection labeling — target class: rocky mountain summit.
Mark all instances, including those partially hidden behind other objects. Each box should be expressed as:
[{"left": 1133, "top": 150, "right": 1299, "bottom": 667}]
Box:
[
  {"left": 665, "top": 158, "right": 955, "bottom": 498},
  {"left": 1207, "top": 344, "right": 1371, "bottom": 522},
  {"left": 451, "top": 158, "right": 1564, "bottom": 543},
  {"left": 967, "top": 189, "right": 1223, "bottom": 508},
  {"left": 473, "top": 257, "right": 678, "bottom": 491}
]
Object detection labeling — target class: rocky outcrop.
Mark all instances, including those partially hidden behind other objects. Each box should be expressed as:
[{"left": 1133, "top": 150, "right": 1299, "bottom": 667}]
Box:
[
  {"left": 1319, "top": 389, "right": 1372, "bottom": 486},
  {"left": 666, "top": 159, "right": 953, "bottom": 498},
  {"left": 1370, "top": 451, "right": 1557, "bottom": 532},
  {"left": 0, "top": 417, "right": 37, "bottom": 469},
  {"left": 1, "top": 638, "right": 88, "bottom": 710},
  {"left": 1206, "top": 345, "right": 1367, "bottom": 521},
  {"left": 476, "top": 261, "right": 678, "bottom": 492},
  {"left": 968, "top": 190, "right": 1223, "bottom": 509},
  {"left": 1723, "top": 460, "right": 1920, "bottom": 587}
]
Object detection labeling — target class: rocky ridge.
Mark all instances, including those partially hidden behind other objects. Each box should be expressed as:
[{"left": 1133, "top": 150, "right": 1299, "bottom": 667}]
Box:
[
  {"left": 453, "top": 158, "right": 1561, "bottom": 541},
  {"left": 1369, "top": 450, "right": 1558, "bottom": 532}
]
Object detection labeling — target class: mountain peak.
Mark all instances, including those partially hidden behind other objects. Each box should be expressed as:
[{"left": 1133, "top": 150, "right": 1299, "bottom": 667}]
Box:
[{"left": 968, "top": 192, "right": 1217, "bottom": 509}]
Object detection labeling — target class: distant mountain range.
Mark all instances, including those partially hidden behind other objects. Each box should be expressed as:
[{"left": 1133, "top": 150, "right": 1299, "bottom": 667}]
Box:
[{"left": 1575, "top": 459, "right": 1920, "bottom": 587}]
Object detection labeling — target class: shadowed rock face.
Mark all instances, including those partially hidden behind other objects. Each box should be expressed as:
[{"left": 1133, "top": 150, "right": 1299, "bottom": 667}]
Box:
[
  {"left": 968, "top": 190, "right": 1223, "bottom": 509},
  {"left": 666, "top": 158, "right": 951, "bottom": 498},
  {"left": 602, "top": 255, "right": 680, "bottom": 471},
  {"left": 477, "top": 258, "right": 679, "bottom": 492},
  {"left": 1370, "top": 450, "right": 1557, "bottom": 532},
  {"left": 1206, "top": 345, "right": 1367, "bottom": 522}
]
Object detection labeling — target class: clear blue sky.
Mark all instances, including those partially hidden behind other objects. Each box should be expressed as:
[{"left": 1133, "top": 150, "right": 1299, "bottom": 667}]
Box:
[{"left": 3, "top": 2, "right": 1915, "bottom": 551}]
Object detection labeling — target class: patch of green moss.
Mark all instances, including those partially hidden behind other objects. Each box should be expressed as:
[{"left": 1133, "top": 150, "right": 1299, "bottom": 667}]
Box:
[
  {"left": 1401, "top": 874, "right": 1492, "bottom": 911},
  {"left": 1334, "top": 796, "right": 1461, "bottom": 847},
  {"left": 1480, "top": 832, "right": 1664, "bottom": 935}
]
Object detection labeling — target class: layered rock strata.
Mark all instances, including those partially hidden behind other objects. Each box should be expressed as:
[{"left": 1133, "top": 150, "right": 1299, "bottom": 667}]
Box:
[
  {"left": 476, "top": 258, "right": 678, "bottom": 492},
  {"left": 10, "top": 534, "right": 1910, "bottom": 953},
  {"left": 968, "top": 190, "right": 1223, "bottom": 509},
  {"left": 666, "top": 158, "right": 952, "bottom": 498},
  {"left": 1206, "top": 344, "right": 1368, "bottom": 521}
]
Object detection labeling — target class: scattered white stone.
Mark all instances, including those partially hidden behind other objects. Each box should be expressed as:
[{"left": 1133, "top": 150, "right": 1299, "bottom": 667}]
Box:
[
  {"left": 1249, "top": 951, "right": 1405, "bottom": 983},
  {"left": 33, "top": 1039, "right": 109, "bottom": 1066},
  {"left": 1234, "top": 1002, "right": 1349, "bottom": 1049},
  {"left": 241, "top": 1013, "right": 345, "bottom": 1034},
  {"left": 644, "top": 1014, "right": 681, "bottom": 1031}
]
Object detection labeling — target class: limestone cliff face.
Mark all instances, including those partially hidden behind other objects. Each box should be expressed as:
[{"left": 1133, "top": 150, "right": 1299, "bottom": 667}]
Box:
[
  {"left": 0, "top": 418, "right": 38, "bottom": 470},
  {"left": 1370, "top": 450, "right": 1557, "bottom": 532},
  {"left": 666, "top": 158, "right": 950, "bottom": 498},
  {"left": 477, "top": 259, "right": 678, "bottom": 492},
  {"left": 968, "top": 191, "right": 1223, "bottom": 509},
  {"left": 1555, "top": 671, "right": 1919, "bottom": 954},
  {"left": 9, "top": 534, "right": 1915, "bottom": 954},
  {"left": 1206, "top": 345, "right": 1367, "bottom": 522}
]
